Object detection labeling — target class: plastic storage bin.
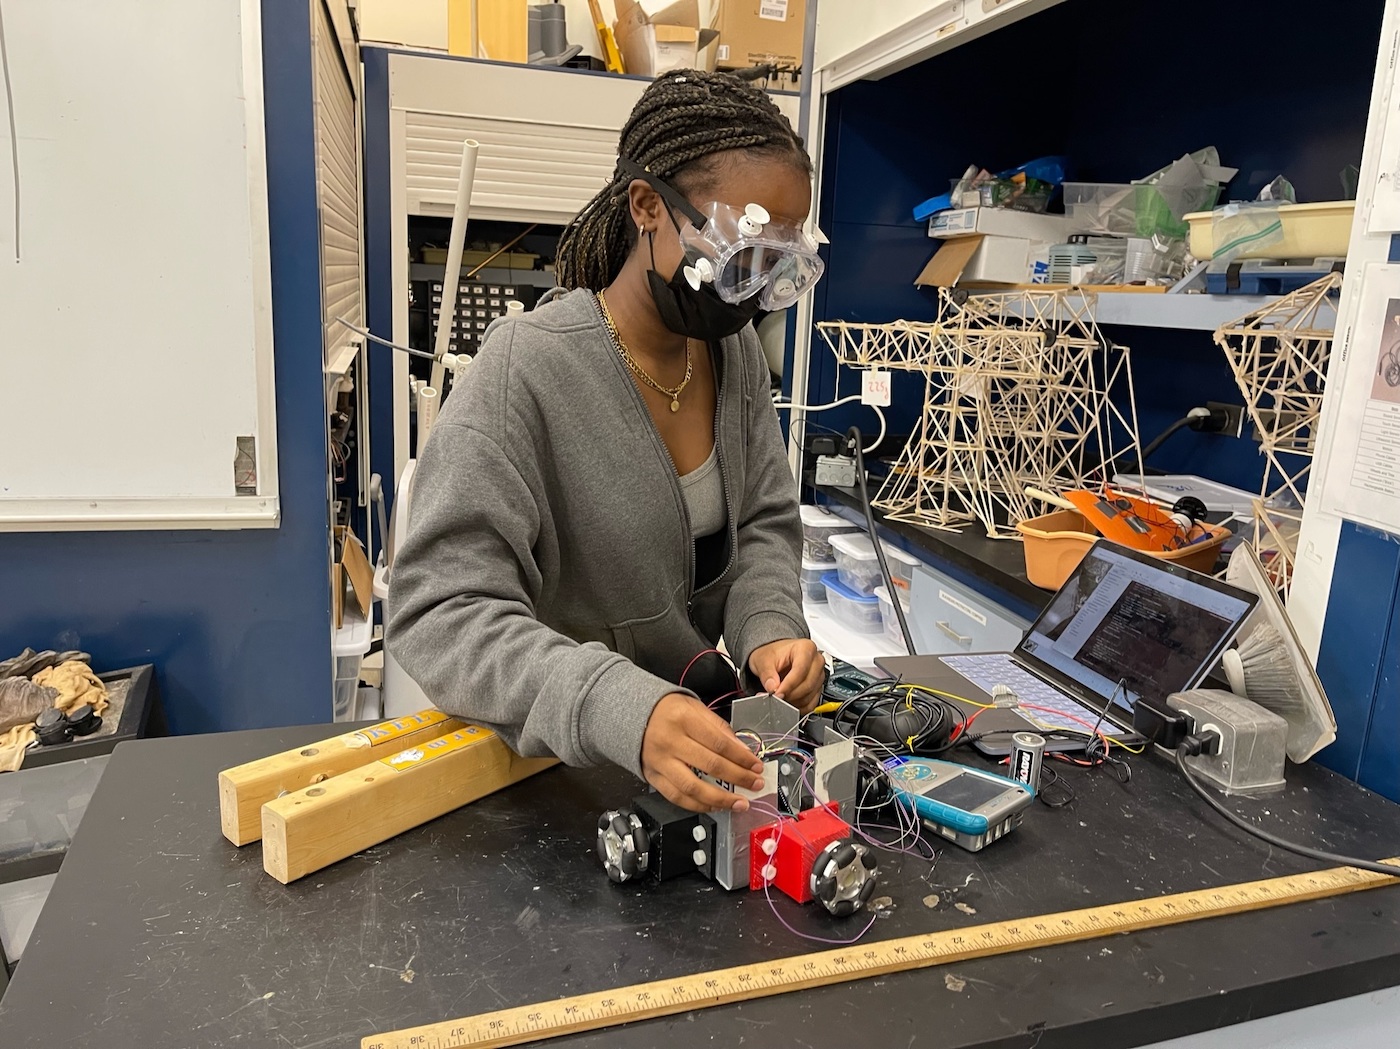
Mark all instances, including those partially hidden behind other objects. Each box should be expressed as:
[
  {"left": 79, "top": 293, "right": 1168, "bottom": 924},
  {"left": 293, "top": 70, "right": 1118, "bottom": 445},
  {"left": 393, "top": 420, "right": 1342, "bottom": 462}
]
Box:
[
  {"left": 800, "top": 505, "right": 860, "bottom": 562},
  {"left": 333, "top": 610, "right": 374, "bottom": 721},
  {"left": 828, "top": 532, "right": 920, "bottom": 596},
  {"left": 801, "top": 557, "right": 830, "bottom": 603},
  {"left": 821, "top": 572, "right": 883, "bottom": 633},
  {"left": 874, "top": 585, "right": 911, "bottom": 651},
  {"left": 1015, "top": 509, "right": 1231, "bottom": 590},
  {"left": 1182, "top": 201, "right": 1354, "bottom": 261}
]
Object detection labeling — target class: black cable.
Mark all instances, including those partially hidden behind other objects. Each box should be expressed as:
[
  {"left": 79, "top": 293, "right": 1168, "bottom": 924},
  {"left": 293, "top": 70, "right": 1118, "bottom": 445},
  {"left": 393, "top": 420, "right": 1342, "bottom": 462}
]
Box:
[
  {"left": 1174, "top": 750, "right": 1400, "bottom": 878},
  {"left": 833, "top": 680, "right": 964, "bottom": 756},
  {"left": 848, "top": 427, "right": 915, "bottom": 653}
]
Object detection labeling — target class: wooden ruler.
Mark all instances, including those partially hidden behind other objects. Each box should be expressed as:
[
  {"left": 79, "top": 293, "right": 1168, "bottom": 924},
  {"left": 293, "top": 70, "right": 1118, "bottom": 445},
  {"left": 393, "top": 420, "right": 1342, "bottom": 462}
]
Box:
[{"left": 364, "top": 858, "right": 1400, "bottom": 1049}]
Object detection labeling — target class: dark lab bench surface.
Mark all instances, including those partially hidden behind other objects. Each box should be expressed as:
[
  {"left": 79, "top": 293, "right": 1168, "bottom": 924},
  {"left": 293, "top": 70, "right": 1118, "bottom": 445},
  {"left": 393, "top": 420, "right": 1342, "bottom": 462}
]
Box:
[{"left": 3, "top": 726, "right": 1400, "bottom": 1049}]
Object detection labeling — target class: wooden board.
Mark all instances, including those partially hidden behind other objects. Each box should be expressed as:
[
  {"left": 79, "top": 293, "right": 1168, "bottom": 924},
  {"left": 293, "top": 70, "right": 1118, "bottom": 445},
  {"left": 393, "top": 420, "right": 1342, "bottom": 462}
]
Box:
[
  {"left": 218, "top": 710, "right": 461, "bottom": 845},
  {"left": 261, "top": 725, "right": 557, "bottom": 883},
  {"left": 364, "top": 858, "right": 1400, "bottom": 1049},
  {"left": 476, "top": 0, "right": 527, "bottom": 62}
]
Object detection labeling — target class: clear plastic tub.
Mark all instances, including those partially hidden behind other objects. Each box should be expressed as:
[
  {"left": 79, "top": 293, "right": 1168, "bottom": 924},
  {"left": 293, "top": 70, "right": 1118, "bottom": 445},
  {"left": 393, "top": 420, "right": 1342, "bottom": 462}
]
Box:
[
  {"left": 801, "top": 557, "right": 830, "bottom": 603},
  {"left": 821, "top": 572, "right": 883, "bottom": 633},
  {"left": 874, "top": 585, "right": 911, "bottom": 651},
  {"left": 800, "top": 505, "right": 860, "bottom": 562},
  {"left": 334, "top": 609, "right": 374, "bottom": 722},
  {"left": 828, "top": 532, "right": 920, "bottom": 596}
]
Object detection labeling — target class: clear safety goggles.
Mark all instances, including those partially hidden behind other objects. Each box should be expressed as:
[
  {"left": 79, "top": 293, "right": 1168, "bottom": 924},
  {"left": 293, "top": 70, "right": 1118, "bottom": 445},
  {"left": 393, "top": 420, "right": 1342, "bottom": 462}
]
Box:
[{"left": 620, "top": 159, "right": 825, "bottom": 311}]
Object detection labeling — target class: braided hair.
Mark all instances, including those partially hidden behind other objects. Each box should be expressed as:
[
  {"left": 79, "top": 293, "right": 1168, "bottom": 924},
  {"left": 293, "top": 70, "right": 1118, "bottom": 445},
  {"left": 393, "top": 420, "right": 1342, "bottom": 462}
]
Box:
[{"left": 555, "top": 69, "right": 811, "bottom": 291}]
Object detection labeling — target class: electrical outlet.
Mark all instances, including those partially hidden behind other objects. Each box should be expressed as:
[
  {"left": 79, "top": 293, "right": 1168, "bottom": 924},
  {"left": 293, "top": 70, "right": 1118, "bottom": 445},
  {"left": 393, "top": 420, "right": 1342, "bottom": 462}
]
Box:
[
  {"left": 1251, "top": 409, "right": 1313, "bottom": 449},
  {"left": 1204, "top": 401, "right": 1246, "bottom": 438}
]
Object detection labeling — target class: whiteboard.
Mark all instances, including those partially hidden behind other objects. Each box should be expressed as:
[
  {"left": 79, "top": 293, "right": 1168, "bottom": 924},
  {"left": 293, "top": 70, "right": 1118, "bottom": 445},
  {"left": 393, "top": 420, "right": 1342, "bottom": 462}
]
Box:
[{"left": 0, "top": 0, "right": 278, "bottom": 530}]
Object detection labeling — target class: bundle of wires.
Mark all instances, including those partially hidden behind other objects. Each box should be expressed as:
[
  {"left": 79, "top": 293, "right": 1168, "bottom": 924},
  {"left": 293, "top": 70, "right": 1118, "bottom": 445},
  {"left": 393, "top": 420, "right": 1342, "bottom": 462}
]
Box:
[{"left": 827, "top": 678, "right": 970, "bottom": 757}]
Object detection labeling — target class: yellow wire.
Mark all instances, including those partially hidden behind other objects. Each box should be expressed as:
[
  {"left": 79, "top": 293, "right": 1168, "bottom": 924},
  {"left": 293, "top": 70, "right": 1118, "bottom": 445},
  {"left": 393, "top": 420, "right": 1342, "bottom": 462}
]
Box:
[{"left": 901, "top": 681, "right": 1144, "bottom": 751}]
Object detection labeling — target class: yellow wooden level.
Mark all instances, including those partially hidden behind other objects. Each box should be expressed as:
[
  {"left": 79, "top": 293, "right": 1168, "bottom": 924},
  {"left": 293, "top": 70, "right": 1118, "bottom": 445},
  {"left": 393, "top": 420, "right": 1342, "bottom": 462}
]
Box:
[{"left": 364, "top": 857, "right": 1399, "bottom": 1049}]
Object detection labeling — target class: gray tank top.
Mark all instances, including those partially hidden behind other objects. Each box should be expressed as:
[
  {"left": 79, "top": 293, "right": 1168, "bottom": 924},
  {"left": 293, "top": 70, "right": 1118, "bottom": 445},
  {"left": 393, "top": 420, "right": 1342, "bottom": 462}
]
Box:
[{"left": 678, "top": 446, "right": 726, "bottom": 538}]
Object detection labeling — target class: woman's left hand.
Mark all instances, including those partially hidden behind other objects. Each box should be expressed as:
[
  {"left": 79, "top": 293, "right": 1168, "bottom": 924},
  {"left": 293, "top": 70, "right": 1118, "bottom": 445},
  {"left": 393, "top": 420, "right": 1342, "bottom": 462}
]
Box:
[{"left": 748, "top": 639, "right": 825, "bottom": 713}]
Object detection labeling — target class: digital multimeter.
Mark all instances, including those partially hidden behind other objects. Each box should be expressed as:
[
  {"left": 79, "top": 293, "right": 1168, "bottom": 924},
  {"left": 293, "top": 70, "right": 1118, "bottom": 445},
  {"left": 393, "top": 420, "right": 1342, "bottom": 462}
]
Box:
[
  {"left": 822, "top": 660, "right": 879, "bottom": 705},
  {"left": 883, "top": 757, "right": 1034, "bottom": 852}
]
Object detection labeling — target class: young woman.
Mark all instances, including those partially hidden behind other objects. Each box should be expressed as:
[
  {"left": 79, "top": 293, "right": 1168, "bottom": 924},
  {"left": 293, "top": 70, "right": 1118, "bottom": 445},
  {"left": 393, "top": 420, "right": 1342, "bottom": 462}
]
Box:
[{"left": 388, "top": 70, "right": 826, "bottom": 815}]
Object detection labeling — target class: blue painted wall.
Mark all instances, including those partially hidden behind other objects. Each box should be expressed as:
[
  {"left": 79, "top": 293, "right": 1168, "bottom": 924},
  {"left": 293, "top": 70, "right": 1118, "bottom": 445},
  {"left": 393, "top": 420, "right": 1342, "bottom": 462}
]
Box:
[
  {"left": 362, "top": 47, "right": 397, "bottom": 537},
  {"left": 0, "top": 0, "right": 334, "bottom": 734}
]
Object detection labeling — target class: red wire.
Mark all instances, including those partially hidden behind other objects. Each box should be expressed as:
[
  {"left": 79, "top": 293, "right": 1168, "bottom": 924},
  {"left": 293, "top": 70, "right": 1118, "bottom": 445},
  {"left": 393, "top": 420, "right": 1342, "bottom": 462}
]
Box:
[{"left": 947, "top": 706, "right": 986, "bottom": 743}]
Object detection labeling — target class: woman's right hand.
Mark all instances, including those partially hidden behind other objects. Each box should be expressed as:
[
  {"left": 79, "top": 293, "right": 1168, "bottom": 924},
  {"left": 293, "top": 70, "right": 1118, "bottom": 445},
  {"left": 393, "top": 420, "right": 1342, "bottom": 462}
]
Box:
[{"left": 640, "top": 693, "right": 767, "bottom": 813}]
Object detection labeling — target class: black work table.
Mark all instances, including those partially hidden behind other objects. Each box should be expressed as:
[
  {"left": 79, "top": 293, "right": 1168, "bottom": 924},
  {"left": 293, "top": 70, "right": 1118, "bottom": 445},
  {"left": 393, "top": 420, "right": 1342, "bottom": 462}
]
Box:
[{"left": 4, "top": 726, "right": 1400, "bottom": 1049}]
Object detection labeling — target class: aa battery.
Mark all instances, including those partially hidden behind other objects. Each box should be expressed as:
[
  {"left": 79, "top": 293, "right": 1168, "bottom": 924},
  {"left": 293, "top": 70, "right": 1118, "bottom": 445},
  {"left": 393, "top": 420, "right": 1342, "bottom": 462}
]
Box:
[{"left": 1010, "top": 731, "right": 1045, "bottom": 790}]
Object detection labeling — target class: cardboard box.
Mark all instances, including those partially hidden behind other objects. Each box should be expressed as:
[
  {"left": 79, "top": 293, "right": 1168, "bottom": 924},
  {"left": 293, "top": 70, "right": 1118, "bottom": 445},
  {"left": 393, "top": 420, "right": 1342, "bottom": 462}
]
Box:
[
  {"left": 915, "top": 234, "right": 1054, "bottom": 288},
  {"left": 614, "top": 0, "right": 719, "bottom": 77},
  {"left": 928, "top": 206, "right": 1077, "bottom": 243},
  {"left": 716, "top": 0, "right": 806, "bottom": 70},
  {"left": 333, "top": 525, "right": 374, "bottom": 629}
]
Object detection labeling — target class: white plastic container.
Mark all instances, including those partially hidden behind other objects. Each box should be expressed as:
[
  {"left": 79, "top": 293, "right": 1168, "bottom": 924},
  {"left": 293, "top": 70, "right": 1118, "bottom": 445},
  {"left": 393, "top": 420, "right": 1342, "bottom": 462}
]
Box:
[
  {"left": 828, "top": 532, "right": 920, "bottom": 596},
  {"left": 1183, "top": 201, "right": 1354, "bottom": 261},
  {"left": 800, "top": 505, "right": 860, "bottom": 562},
  {"left": 874, "top": 585, "right": 912, "bottom": 650},
  {"left": 333, "top": 609, "right": 374, "bottom": 721},
  {"left": 822, "top": 572, "right": 883, "bottom": 633},
  {"left": 801, "top": 556, "right": 831, "bottom": 603}
]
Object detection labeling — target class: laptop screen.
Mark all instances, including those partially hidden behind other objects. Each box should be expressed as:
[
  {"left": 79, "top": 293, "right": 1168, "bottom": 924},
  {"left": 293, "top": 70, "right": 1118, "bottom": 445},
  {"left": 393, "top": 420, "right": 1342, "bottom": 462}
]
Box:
[{"left": 1016, "top": 542, "right": 1258, "bottom": 714}]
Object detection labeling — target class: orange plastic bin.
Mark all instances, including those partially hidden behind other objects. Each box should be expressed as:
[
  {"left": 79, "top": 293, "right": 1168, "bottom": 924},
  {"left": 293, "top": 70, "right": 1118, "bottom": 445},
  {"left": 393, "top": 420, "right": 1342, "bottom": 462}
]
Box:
[{"left": 1015, "top": 509, "right": 1231, "bottom": 590}]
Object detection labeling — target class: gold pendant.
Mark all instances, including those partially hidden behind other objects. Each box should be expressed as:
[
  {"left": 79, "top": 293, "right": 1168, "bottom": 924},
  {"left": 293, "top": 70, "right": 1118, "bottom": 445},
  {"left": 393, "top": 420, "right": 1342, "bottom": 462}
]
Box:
[{"left": 670, "top": 399, "right": 680, "bottom": 412}]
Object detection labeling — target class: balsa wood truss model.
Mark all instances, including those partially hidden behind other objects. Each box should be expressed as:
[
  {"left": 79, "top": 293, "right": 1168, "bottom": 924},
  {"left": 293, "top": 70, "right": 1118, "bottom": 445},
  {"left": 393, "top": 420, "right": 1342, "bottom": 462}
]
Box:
[
  {"left": 1214, "top": 273, "right": 1342, "bottom": 595},
  {"left": 817, "top": 289, "right": 1142, "bottom": 539}
]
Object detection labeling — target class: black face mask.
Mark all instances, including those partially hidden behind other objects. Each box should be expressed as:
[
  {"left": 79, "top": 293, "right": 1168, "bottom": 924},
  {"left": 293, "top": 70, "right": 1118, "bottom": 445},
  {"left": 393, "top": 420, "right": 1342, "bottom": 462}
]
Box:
[
  {"left": 644, "top": 232, "right": 767, "bottom": 340},
  {"left": 645, "top": 231, "right": 763, "bottom": 341}
]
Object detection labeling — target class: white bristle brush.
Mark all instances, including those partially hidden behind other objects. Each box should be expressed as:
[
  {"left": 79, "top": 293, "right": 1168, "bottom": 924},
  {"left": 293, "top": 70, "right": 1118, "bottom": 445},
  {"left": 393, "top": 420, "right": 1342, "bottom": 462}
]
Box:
[{"left": 1221, "top": 623, "right": 1305, "bottom": 719}]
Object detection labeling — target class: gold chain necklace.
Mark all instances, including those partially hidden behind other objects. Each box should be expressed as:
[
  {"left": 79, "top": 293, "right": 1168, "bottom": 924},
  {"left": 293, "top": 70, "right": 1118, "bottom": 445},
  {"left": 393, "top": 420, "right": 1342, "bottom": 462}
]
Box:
[{"left": 596, "top": 291, "right": 693, "bottom": 412}]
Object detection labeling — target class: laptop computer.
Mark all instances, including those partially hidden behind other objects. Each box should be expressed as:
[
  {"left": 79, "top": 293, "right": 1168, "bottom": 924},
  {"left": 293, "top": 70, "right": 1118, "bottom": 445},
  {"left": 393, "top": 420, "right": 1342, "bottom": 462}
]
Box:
[{"left": 877, "top": 541, "right": 1260, "bottom": 756}]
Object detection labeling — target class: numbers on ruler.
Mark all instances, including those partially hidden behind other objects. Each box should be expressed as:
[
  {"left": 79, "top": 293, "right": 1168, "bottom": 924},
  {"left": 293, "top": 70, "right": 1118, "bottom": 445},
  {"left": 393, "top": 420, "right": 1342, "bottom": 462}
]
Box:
[{"left": 374, "top": 866, "right": 1394, "bottom": 1049}]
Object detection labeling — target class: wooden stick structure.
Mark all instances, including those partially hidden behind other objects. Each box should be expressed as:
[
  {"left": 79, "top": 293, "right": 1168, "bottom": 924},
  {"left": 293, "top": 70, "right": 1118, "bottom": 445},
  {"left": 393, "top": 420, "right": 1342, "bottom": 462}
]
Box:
[
  {"left": 218, "top": 711, "right": 558, "bottom": 882},
  {"left": 817, "top": 289, "right": 1142, "bottom": 539},
  {"left": 1214, "top": 273, "right": 1341, "bottom": 595}
]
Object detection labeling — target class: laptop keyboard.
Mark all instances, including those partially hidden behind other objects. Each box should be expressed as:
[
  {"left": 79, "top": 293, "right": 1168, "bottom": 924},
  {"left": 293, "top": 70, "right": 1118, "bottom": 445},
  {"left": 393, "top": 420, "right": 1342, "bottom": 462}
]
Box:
[{"left": 939, "top": 654, "right": 1107, "bottom": 736}]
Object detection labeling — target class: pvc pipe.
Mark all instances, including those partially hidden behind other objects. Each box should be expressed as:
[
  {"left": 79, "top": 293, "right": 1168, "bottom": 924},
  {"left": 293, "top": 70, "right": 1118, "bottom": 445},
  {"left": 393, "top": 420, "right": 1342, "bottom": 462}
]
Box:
[
  {"left": 506, "top": 300, "right": 524, "bottom": 315},
  {"left": 417, "top": 386, "right": 440, "bottom": 458},
  {"left": 430, "top": 138, "right": 481, "bottom": 391}
]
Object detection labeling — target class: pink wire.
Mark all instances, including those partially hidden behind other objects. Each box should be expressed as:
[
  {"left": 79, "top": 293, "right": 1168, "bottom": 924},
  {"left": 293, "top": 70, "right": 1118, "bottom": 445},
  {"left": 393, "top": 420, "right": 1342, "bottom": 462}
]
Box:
[
  {"left": 680, "top": 648, "right": 740, "bottom": 692},
  {"left": 746, "top": 798, "right": 879, "bottom": 946}
]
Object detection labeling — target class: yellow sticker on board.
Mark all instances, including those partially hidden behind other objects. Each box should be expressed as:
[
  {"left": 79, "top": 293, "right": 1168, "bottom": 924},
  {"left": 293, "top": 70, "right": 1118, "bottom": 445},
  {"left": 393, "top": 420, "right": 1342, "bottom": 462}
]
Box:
[
  {"left": 350, "top": 709, "right": 454, "bottom": 748},
  {"left": 379, "top": 726, "right": 495, "bottom": 771}
]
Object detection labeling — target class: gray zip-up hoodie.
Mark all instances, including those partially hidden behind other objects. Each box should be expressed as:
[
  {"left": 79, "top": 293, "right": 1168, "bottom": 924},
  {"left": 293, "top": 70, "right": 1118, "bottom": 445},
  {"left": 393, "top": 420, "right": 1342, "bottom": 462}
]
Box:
[{"left": 386, "top": 288, "right": 807, "bottom": 779}]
